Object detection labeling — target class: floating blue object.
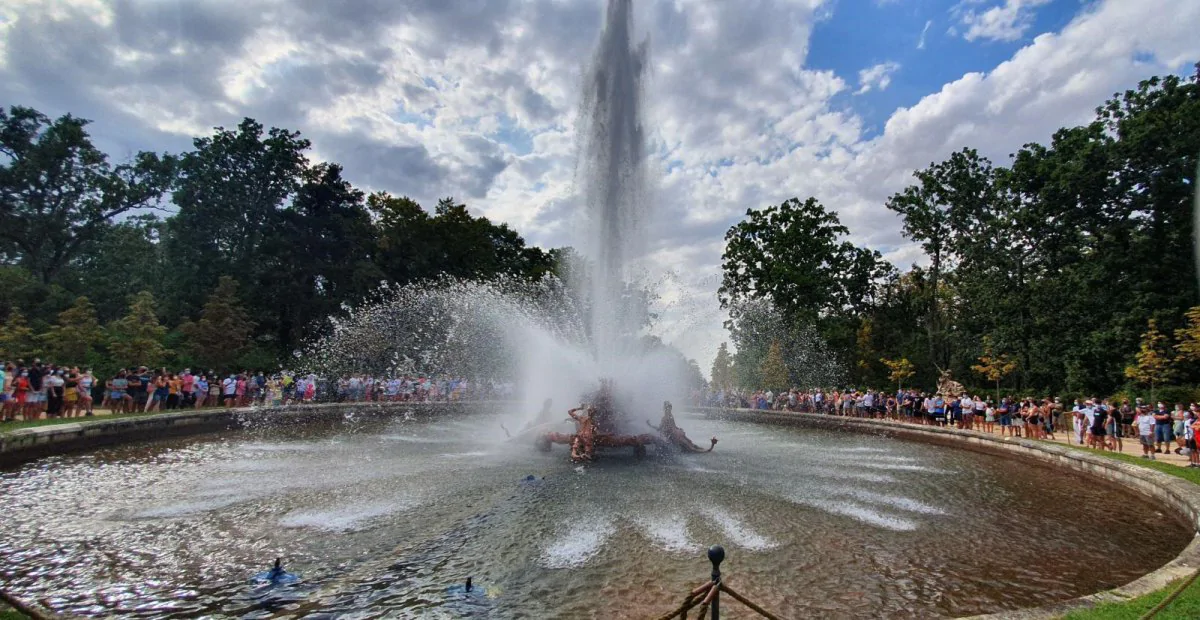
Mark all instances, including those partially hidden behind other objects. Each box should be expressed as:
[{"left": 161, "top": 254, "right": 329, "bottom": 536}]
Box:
[{"left": 253, "top": 558, "right": 300, "bottom": 585}]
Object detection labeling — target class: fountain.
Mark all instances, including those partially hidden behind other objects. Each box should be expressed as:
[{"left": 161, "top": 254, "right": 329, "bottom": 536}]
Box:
[
  {"left": 0, "top": 2, "right": 1193, "bottom": 618},
  {"left": 301, "top": 0, "right": 700, "bottom": 463}
]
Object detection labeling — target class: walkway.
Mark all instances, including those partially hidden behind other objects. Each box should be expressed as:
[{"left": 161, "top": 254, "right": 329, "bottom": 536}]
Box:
[{"left": 785, "top": 410, "right": 1196, "bottom": 468}]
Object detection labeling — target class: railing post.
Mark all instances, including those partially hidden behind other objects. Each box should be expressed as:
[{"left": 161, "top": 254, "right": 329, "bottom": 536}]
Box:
[{"left": 708, "top": 545, "right": 724, "bottom": 620}]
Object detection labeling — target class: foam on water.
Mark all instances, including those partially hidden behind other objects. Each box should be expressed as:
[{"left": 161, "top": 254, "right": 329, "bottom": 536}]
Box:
[
  {"left": 279, "top": 499, "right": 417, "bottom": 532},
  {"left": 853, "top": 462, "right": 949, "bottom": 473},
  {"left": 790, "top": 497, "right": 919, "bottom": 532},
  {"left": 541, "top": 517, "right": 617, "bottom": 568},
  {"left": 814, "top": 487, "right": 946, "bottom": 515},
  {"left": 803, "top": 468, "right": 896, "bottom": 484},
  {"left": 378, "top": 435, "right": 456, "bottom": 444},
  {"left": 130, "top": 496, "right": 251, "bottom": 519},
  {"left": 635, "top": 514, "right": 698, "bottom": 552},
  {"left": 700, "top": 507, "right": 776, "bottom": 551}
]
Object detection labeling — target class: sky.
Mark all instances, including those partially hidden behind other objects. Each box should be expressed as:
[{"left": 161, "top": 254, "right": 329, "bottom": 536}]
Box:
[{"left": 1, "top": 0, "right": 1197, "bottom": 373}]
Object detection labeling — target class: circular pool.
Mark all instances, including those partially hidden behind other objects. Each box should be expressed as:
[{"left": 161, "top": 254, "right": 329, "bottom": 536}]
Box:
[{"left": 0, "top": 409, "right": 1189, "bottom": 618}]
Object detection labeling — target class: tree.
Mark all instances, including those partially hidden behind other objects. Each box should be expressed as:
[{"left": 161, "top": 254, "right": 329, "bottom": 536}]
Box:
[
  {"left": 885, "top": 149, "right": 993, "bottom": 371},
  {"left": 0, "top": 309, "right": 38, "bottom": 361},
  {"left": 42, "top": 296, "right": 103, "bottom": 364},
  {"left": 164, "top": 117, "right": 310, "bottom": 321},
  {"left": 107, "top": 291, "right": 169, "bottom": 367},
  {"left": 0, "top": 106, "right": 174, "bottom": 283},
  {"left": 72, "top": 215, "right": 167, "bottom": 323},
  {"left": 854, "top": 318, "right": 880, "bottom": 385},
  {"left": 880, "top": 357, "right": 916, "bottom": 392},
  {"left": 720, "top": 197, "right": 890, "bottom": 324},
  {"left": 971, "top": 336, "right": 1018, "bottom": 402},
  {"left": 1125, "top": 319, "right": 1175, "bottom": 403},
  {"left": 710, "top": 342, "right": 735, "bottom": 391},
  {"left": 760, "top": 341, "right": 790, "bottom": 392},
  {"left": 259, "top": 163, "right": 382, "bottom": 351},
  {"left": 1175, "top": 307, "right": 1200, "bottom": 374},
  {"left": 179, "top": 277, "right": 255, "bottom": 371}
]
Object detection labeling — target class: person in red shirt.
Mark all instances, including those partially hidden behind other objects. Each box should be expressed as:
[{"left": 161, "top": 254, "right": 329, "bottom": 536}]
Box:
[{"left": 13, "top": 370, "right": 31, "bottom": 414}]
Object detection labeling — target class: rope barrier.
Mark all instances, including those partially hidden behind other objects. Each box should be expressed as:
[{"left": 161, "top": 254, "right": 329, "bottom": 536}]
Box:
[
  {"left": 720, "top": 584, "right": 785, "bottom": 620},
  {"left": 650, "top": 582, "right": 711, "bottom": 620},
  {"left": 1139, "top": 568, "right": 1200, "bottom": 620},
  {"left": 650, "top": 546, "right": 784, "bottom": 620}
]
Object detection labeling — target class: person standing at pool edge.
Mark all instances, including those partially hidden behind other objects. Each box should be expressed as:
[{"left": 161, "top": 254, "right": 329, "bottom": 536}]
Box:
[{"left": 1137, "top": 406, "right": 1157, "bottom": 460}]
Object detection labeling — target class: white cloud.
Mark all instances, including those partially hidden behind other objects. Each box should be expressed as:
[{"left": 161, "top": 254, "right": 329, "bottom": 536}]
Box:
[
  {"left": 917, "top": 19, "right": 932, "bottom": 49},
  {"left": 0, "top": 0, "right": 1197, "bottom": 371},
  {"left": 955, "top": 0, "right": 1053, "bottom": 42},
  {"left": 855, "top": 61, "right": 901, "bottom": 94}
]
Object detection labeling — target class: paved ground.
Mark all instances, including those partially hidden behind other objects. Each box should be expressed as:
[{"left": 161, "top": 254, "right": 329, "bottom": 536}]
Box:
[{"left": 849, "top": 413, "right": 1198, "bottom": 467}]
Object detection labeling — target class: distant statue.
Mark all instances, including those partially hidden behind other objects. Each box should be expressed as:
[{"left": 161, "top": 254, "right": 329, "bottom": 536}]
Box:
[
  {"left": 648, "top": 401, "right": 717, "bottom": 453},
  {"left": 937, "top": 369, "right": 965, "bottom": 397}
]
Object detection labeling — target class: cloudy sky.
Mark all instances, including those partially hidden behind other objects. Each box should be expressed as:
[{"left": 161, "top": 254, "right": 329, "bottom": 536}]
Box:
[{"left": 1, "top": 0, "right": 1198, "bottom": 370}]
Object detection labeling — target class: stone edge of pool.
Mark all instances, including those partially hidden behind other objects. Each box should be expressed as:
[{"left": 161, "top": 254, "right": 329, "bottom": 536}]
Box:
[
  {"left": 2, "top": 403, "right": 1196, "bottom": 619},
  {"left": 696, "top": 406, "right": 1200, "bottom": 620}
]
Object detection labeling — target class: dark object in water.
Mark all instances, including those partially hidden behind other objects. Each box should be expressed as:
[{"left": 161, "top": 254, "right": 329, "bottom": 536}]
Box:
[
  {"left": 465, "top": 576, "right": 473, "bottom": 592},
  {"left": 253, "top": 557, "right": 300, "bottom": 585}
]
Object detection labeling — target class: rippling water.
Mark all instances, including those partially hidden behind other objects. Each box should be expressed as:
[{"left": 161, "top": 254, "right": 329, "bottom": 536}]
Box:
[{"left": 0, "top": 410, "right": 1189, "bottom": 618}]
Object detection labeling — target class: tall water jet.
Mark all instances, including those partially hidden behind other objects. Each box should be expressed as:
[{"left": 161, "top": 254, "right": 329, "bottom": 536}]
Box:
[
  {"left": 300, "top": 0, "right": 696, "bottom": 431},
  {"left": 575, "top": 0, "right": 649, "bottom": 371}
]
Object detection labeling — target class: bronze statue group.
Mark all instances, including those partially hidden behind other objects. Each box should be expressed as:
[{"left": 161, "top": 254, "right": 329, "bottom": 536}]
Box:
[{"left": 502, "top": 380, "right": 717, "bottom": 463}]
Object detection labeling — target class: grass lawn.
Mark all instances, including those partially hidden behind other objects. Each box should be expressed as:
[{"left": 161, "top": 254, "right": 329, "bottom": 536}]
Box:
[
  {"left": 1060, "top": 575, "right": 1200, "bottom": 619},
  {"left": 1052, "top": 440, "right": 1200, "bottom": 485},
  {"left": 0, "top": 607, "right": 26, "bottom": 620}
]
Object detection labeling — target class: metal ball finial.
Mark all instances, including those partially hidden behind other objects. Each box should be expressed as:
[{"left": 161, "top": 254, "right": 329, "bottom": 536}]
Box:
[
  {"left": 708, "top": 544, "right": 725, "bottom": 582},
  {"left": 708, "top": 544, "right": 725, "bottom": 567}
]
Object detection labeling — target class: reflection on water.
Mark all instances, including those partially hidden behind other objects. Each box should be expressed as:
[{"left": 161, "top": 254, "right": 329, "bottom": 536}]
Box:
[{"left": 0, "top": 410, "right": 1190, "bottom": 618}]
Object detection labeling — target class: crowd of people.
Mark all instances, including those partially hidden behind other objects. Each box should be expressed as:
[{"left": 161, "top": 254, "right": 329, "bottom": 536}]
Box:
[
  {"left": 702, "top": 387, "right": 1200, "bottom": 467},
  {"left": 0, "top": 358, "right": 514, "bottom": 422}
]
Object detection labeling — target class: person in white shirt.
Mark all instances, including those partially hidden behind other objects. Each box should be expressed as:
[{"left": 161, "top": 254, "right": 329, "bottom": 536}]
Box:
[
  {"left": 222, "top": 375, "right": 238, "bottom": 408},
  {"left": 1136, "top": 407, "right": 1157, "bottom": 459}
]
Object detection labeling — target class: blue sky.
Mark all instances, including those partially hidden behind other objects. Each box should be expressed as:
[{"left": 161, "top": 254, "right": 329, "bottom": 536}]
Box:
[{"left": 810, "top": 0, "right": 1084, "bottom": 136}]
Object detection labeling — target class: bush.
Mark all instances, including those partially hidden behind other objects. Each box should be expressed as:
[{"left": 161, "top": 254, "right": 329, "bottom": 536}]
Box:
[{"left": 1107, "top": 385, "right": 1200, "bottom": 406}]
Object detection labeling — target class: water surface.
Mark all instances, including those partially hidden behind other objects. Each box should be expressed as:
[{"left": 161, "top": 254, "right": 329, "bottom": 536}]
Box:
[{"left": 0, "top": 409, "right": 1188, "bottom": 618}]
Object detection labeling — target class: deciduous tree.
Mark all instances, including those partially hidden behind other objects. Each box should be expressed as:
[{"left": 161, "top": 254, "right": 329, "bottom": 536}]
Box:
[
  {"left": 881, "top": 357, "right": 915, "bottom": 392},
  {"left": 1125, "top": 319, "right": 1175, "bottom": 403},
  {"left": 971, "top": 336, "right": 1018, "bottom": 403},
  {"left": 0, "top": 106, "right": 174, "bottom": 284}
]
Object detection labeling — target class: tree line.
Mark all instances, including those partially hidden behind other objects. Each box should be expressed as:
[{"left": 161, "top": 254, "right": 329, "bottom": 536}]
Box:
[
  {"left": 0, "top": 110, "right": 564, "bottom": 375},
  {"left": 717, "top": 66, "right": 1200, "bottom": 402}
]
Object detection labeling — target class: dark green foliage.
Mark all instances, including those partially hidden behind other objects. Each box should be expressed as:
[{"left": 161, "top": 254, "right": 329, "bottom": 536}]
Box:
[{"left": 0, "top": 111, "right": 567, "bottom": 370}]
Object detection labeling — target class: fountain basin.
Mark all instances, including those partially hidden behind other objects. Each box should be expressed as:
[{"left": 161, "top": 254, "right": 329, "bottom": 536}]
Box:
[{"left": 0, "top": 405, "right": 1192, "bottom": 618}]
